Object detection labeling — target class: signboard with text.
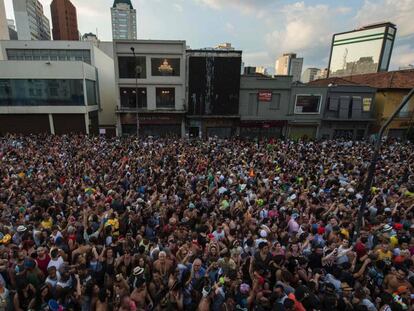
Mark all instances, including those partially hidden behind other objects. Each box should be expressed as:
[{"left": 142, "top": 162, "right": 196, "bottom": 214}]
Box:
[{"left": 258, "top": 91, "right": 272, "bottom": 102}]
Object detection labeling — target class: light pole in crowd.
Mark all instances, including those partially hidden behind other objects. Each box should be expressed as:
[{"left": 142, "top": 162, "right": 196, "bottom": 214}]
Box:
[
  {"left": 354, "top": 88, "right": 414, "bottom": 242},
  {"left": 130, "top": 47, "right": 139, "bottom": 137}
]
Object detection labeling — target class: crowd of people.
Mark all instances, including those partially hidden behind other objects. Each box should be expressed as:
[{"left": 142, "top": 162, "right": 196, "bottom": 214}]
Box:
[{"left": 0, "top": 134, "right": 414, "bottom": 311}]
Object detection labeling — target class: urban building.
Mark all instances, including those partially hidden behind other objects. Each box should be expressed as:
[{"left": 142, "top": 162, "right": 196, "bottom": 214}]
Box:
[
  {"left": 215, "top": 43, "right": 235, "bottom": 51},
  {"left": 7, "top": 20, "right": 16, "bottom": 31},
  {"left": 315, "top": 68, "right": 328, "bottom": 80},
  {"left": 0, "top": 40, "right": 116, "bottom": 136},
  {"left": 275, "top": 53, "right": 303, "bottom": 82},
  {"left": 7, "top": 20, "right": 18, "bottom": 40},
  {"left": 13, "top": 0, "right": 51, "bottom": 40},
  {"left": 187, "top": 48, "right": 242, "bottom": 138},
  {"left": 328, "top": 22, "right": 396, "bottom": 78},
  {"left": 255, "top": 66, "right": 268, "bottom": 76},
  {"left": 239, "top": 75, "right": 292, "bottom": 138},
  {"left": 50, "top": 0, "right": 79, "bottom": 41},
  {"left": 114, "top": 40, "right": 186, "bottom": 137},
  {"left": 244, "top": 66, "right": 256, "bottom": 75},
  {"left": 399, "top": 65, "right": 414, "bottom": 70},
  {"left": 82, "top": 33, "right": 99, "bottom": 45},
  {"left": 302, "top": 68, "right": 319, "bottom": 83},
  {"left": 309, "top": 69, "right": 414, "bottom": 139},
  {"left": 111, "top": 0, "right": 137, "bottom": 40},
  {"left": 0, "top": 0, "right": 9, "bottom": 40}
]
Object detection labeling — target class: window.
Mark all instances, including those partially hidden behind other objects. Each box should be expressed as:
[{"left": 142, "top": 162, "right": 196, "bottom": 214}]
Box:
[
  {"left": 0, "top": 79, "right": 84, "bottom": 106},
  {"left": 118, "top": 56, "right": 146, "bottom": 79},
  {"left": 151, "top": 58, "right": 180, "bottom": 76},
  {"left": 294, "top": 95, "right": 321, "bottom": 114},
  {"left": 120, "top": 87, "right": 147, "bottom": 108},
  {"left": 5, "top": 49, "right": 91, "bottom": 64},
  {"left": 363, "top": 98, "right": 372, "bottom": 112},
  {"left": 156, "top": 88, "right": 175, "bottom": 109},
  {"left": 329, "top": 97, "right": 339, "bottom": 111},
  {"left": 86, "top": 80, "right": 98, "bottom": 106}
]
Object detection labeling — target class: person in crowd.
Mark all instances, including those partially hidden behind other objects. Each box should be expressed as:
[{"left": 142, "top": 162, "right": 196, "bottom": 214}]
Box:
[{"left": 0, "top": 133, "right": 413, "bottom": 310}]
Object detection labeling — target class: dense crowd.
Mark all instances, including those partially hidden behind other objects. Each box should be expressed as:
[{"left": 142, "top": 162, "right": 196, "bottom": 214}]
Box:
[{"left": 0, "top": 134, "right": 414, "bottom": 311}]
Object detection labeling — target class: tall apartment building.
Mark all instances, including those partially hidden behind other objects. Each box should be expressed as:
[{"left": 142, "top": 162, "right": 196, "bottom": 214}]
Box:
[
  {"left": 275, "top": 53, "right": 303, "bottom": 82},
  {"left": 111, "top": 0, "right": 137, "bottom": 40},
  {"left": 302, "top": 68, "right": 320, "bottom": 83},
  {"left": 50, "top": 0, "right": 79, "bottom": 40},
  {"left": 0, "top": 0, "right": 9, "bottom": 40},
  {"left": 13, "top": 0, "right": 51, "bottom": 40}
]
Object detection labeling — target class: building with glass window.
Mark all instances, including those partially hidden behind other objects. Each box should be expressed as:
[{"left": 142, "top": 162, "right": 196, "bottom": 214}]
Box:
[
  {"left": 13, "top": 0, "right": 51, "bottom": 40},
  {"left": 0, "top": 40, "right": 116, "bottom": 135},
  {"left": 111, "top": 0, "right": 137, "bottom": 40},
  {"left": 309, "top": 69, "right": 414, "bottom": 139},
  {"left": 114, "top": 40, "right": 186, "bottom": 137},
  {"left": 328, "top": 22, "right": 396, "bottom": 78}
]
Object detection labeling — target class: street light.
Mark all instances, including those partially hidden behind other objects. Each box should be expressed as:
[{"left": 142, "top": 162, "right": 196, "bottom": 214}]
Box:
[
  {"left": 130, "top": 47, "right": 139, "bottom": 137},
  {"left": 354, "top": 88, "right": 414, "bottom": 242}
]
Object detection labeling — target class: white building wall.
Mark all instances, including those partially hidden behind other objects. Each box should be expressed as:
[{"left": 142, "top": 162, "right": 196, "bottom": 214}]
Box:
[
  {"left": 91, "top": 46, "right": 117, "bottom": 127},
  {"left": 0, "top": 0, "right": 9, "bottom": 40},
  {"left": 114, "top": 40, "right": 187, "bottom": 111}
]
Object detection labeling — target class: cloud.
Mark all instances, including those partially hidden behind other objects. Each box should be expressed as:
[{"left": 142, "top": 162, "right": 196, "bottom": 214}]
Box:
[
  {"left": 225, "top": 22, "right": 235, "bottom": 33},
  {"left": 173, "top": 3, "right": 184, "bottom": 12},
  {"left": 194, "top": 0, "right": 273, "bottom": 16},
  {"left": 390, "top": 44, "right": 414, "bottom": 68},
  {"left": 264, "top": 2, "right": 347, "bottom": 66},
  {"left": 355, "top": 0, "right": 414, "bottom": 37}
]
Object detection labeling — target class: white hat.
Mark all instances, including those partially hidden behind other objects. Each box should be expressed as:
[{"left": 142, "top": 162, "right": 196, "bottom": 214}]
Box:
[
  {"left": 260, "top": 229, "right": 267, "bottom": 238},
  {"left": 17, "top": 225, "right": 27, "bottom": 233},
  {"left": 133, "top": 266, "right": 144, "bottom": 276}
]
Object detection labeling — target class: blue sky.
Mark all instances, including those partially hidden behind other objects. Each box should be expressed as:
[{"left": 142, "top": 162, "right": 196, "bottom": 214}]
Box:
[{"left": 4, "top": 0, "right": 414, "bottom": 73}]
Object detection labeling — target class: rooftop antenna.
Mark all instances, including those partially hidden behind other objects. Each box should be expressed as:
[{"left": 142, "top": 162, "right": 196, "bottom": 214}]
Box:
[{"left": 343, "top": 48, "right": 348, "bottom": 70}]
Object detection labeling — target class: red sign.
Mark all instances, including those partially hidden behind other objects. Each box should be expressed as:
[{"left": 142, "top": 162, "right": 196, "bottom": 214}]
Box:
[{"left": 258, "top": 91, "right": 272, "bottom": 102}]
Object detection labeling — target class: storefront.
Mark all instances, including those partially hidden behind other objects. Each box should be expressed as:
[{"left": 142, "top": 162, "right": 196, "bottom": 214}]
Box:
[
  {"left": 187, "top": 117, "right": 239, "bottom": 139},
  {"left": 287, "top": 123, "right": 319, "bottom": 140},
  {"left": 120, "top": 112, "right": 184, "bottom": 137},
  {"left": 239, "top": 120, "right": 286, "bottom": 138}
]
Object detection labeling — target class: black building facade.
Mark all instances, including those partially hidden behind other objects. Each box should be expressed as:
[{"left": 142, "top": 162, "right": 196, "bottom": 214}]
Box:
[{"left": 187, "top": 49, "right": 242, "bottom": 138}]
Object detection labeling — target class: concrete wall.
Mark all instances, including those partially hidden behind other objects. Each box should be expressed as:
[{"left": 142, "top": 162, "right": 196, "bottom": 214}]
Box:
[
  {"left": 91, "top": 45, "right": 117, "bottom": 128},
  {"left": 239, "top": 75, "right": 292, "bottom": 120},
  {"left": 375, "top": 89, "right": 414, "bottom": 134},
  {"left": 0, "top": 60, "right": 96, "bottom": 80},
  {"left": 114, "top": 40, "right": 187, "bottom": 112}
]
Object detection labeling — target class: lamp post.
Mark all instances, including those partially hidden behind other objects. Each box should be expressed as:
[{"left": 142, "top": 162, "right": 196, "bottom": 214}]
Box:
[
  {"left": 354, "top": 88, "right": 414, "bottom": 242},
  {"left": 130, "top": 47, "right": 139, "bottom": 137}
]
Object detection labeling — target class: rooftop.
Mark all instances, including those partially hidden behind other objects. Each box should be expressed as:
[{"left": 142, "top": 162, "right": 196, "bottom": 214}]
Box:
[
  {"left": 112, "top": 0, "right": 133, "bottom": 9},
  {"left": 308, "top": 69, "right": 414, "bottom": 90}
]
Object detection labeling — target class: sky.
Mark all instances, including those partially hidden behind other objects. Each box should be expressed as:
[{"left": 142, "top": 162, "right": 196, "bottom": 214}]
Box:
[{"left": 4, "top": 0, "right": 414, "bottom": 74}]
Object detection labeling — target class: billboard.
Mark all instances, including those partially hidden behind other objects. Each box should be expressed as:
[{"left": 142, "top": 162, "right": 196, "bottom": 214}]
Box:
[
  {"left": 328, "top": 23, "right": 396, "bottom": 78},
  {"left": 258, "top": 91, "right": 272, "bottom": 102},
  {"left": 295, "top": 95, "right": 322, "bottom": 114},
  {"left": 151, "top": 58, "right": 180, "bottom": 76}
]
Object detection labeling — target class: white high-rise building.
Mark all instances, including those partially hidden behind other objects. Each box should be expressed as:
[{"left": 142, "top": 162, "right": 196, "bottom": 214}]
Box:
[
  {"left": 256, "top": 66, "right": 268, "bottom": 76},
  {"left": 302, "top": 68, "right": 320, "bottom": 83},
  {"left": 0, "top": 0, "right": 9, "bottom": 40},
  {"left": 275, "top": 53, "right": 303, "bottom": 82},
  {"left": 111, "top": 0, "right": 137, "bottom": 40},
  {"left": 13, "top": 0, "right": 51, "bottom": 40}
]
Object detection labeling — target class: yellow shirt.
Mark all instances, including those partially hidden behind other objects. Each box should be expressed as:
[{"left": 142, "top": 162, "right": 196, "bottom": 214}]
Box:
[
  {"left": 41, "top": 218, "right": 53, "bottom": 229},
  {"left": 376, "top": 249, "right": 392, "bottom": 261}
]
